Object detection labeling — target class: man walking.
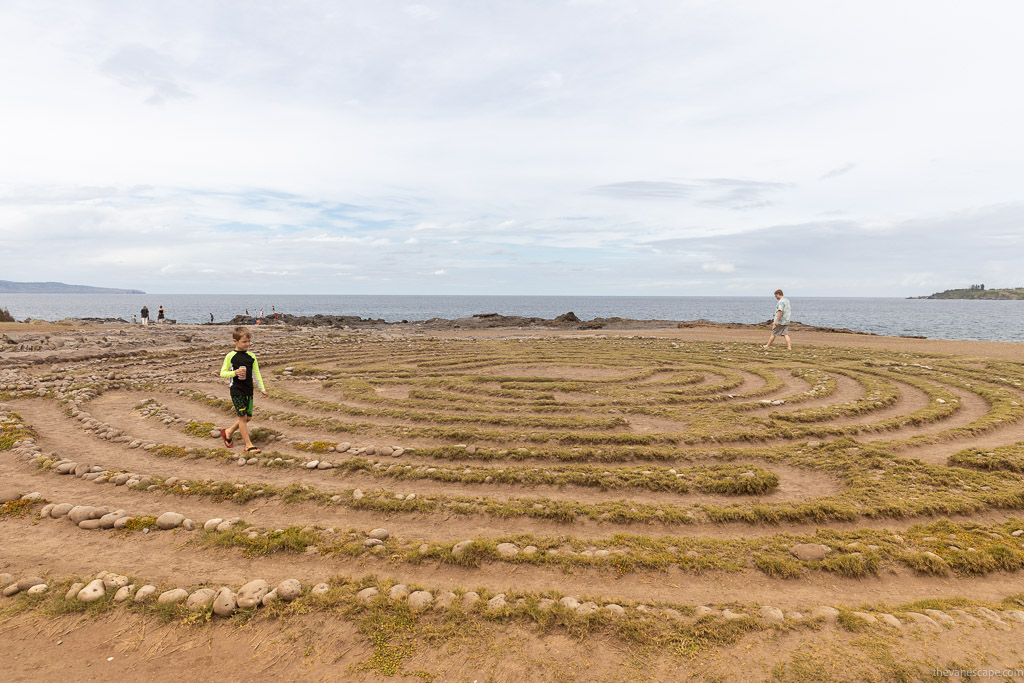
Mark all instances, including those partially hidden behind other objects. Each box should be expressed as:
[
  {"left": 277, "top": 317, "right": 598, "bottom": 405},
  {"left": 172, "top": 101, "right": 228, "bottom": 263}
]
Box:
[{"left": 762, "top": 289, "right": 792, "bottom": 350}]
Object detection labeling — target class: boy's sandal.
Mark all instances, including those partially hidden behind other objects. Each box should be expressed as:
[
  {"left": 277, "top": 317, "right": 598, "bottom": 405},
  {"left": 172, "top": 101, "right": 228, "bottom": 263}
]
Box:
[
  {"left": 220, "top": 429, "right": 233, "bottom": 448},
  {"left": 244, "top": 446, "right": 262, "bottom": 454}
]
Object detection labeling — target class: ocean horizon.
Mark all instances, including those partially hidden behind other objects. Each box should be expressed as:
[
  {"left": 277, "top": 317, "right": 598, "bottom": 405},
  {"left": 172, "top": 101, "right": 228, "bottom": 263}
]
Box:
[{"left": 2, "top": 293, "right": 1022, "bottom": 343}]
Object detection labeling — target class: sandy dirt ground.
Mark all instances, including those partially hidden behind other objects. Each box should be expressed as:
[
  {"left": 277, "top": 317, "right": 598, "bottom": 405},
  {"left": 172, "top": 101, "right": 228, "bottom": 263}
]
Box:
[{"left": 2, "top": 320, "right": 1024, "bottom": 681}]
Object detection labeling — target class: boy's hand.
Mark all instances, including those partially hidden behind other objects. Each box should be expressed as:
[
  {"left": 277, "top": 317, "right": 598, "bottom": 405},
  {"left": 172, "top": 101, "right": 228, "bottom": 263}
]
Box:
[{"left": 260, "top": 390, "right": 268, "bottom": 398}]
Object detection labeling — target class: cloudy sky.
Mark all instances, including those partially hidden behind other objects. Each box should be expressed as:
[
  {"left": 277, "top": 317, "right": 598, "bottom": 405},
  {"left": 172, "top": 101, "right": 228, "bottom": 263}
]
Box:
[{"left": 2, "top": 0, "right": 1023, "bottom": 296}]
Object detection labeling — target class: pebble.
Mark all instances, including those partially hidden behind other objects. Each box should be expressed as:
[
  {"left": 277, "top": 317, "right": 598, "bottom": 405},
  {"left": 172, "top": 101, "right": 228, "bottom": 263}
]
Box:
[
  {"left": 186, "top": 588, "right": 217, "bottom": 611},
  {"left": 102, "top": 574, "right": 129, "bottom": 590},
  {"left": 435, "top": 591, "right": 457, "bottom": 609},
  {"left": 49, "top": 503, "right": 73, "bottom": 518},
  {"left": 310, "top": 583, "right": 330, "bottom": 596},
  {"left": 789, "top": 544, "right": 831, "bottom": 562},
  {"left": 452, "top": 540, "right": 474, "bottom": 558},
  {"left": 760, "top": 605, "right": 784, "bottom": 622},
  {"left": 924, "top": 609, "right": 956, "bottom": 627},
  {"left": 462, "top": 591, "right": 480, "bottom": 607},
  {"left": 496, "top": 543, "right": 519, "bottom": 558},
  {"left": 113, "top": 585, "right": 135, "bottom": 602},
  {"left": 237, "top": 579, "right": 270, "bottom": 608},
  {"left": 134, "top": 585, "right": 157, "bottom": 603},
  {"left": 559, "top": 596, "right": 580, "bottom": 610},
  {"left": 879, "top": 614, "right": 902, "bottom": 629},
  {"left": 352, "top": 489, "right": 365, "bottom": 500},
  {"left": 851, "top": 612, "right": 877, "bottom": 624},
  {"left": 67, "top": 506, "right": 96, "bottom": 525},
  {"left": 357, "top": 587, "right": 380, "bottom": 603},
  {"left": 65, "top": 582, "right": 85, "bottom": 601},
  {"left": 156, "top": 512, "right": 185, "bottom": 530},
  {"left": 26, "top": 583, "right": 48, "bottom": 595},
  {"left": 158, "top": 588, "right": 189, "bottom": 605},
  {"left": 388, "top": 584, "right": 410, "bottom": 600},
  {"left": 811, "top": 606, "right": 840, "bottom": 623},
  {"left": 277, "top": 579, "right": 302, "bottom": 602},
  {"left": 905, "top": 612, "right": 941, "bottom": 630},
  {"left": 368, "top": 528, "right": 390, "bottom": 541},
  {"left": 487, "top": 594, "right": 507, "bottom": 610},
  {"left": 213, "top": 588, "right": 237, "bottom": 616},
  {"left": 77, "top": 579, "right": 106, "bottom": 603},
  {"left": 204, "top": 518, "right": 224, "bottom": 531},
  {"left": 262, "top": 590, "right": 279, "bottom": 606},
  {"left": 408, "top": 591, "right": 433, "bottom": 610},
  {"left": 16, "top": 576, "right": 45, "bottom": 591}
]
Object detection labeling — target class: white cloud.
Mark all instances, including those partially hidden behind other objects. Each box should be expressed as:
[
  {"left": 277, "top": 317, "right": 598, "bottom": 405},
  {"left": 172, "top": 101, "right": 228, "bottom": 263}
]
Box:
[
  {"left": 0, "top": 1, "right": 1022, "bottom": 295},
  {"left": 433, "top": 269, "right": 447, "bottom": 275}
]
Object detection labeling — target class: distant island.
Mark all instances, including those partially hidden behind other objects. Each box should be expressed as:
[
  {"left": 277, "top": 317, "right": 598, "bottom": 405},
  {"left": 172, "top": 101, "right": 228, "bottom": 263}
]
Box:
[
  {"left": 910, "top": 284, "right": 1024, "bottom": 300},
  {"left": 0, "top": 280, "right": 145, "bottom": 294}
]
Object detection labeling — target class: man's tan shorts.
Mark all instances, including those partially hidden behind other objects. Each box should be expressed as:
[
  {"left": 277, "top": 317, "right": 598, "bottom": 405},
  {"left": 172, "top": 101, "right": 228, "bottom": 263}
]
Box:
[{"left": 772, "top": 323, "right": 790, "bottom": 336}]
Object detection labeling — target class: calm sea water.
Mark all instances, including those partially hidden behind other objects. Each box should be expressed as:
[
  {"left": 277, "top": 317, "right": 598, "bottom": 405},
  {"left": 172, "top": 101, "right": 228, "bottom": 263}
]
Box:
[{"left": 1, "top": 294, "right": 1022, "bottom": 343}]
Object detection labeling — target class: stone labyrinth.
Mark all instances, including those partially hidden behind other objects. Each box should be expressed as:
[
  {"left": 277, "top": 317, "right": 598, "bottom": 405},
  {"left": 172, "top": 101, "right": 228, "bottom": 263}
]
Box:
[{"left": 2, "top": 324, "right": 1024, "bottom": 677}]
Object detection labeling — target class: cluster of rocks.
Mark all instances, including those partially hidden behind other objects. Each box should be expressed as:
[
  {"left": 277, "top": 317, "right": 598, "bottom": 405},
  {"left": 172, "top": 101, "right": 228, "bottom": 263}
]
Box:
[
  {"left": 0, "top": 574, "right": 49, "bottom": 597},
  {"left": 55, "top": 572, "right": 324, "bottom": 616},
  {"left": 39, "top": 500, "right": 222, "bottom": 533},
  {"left": 3, "top": 562, "right": 1024, "bottom": 631}
]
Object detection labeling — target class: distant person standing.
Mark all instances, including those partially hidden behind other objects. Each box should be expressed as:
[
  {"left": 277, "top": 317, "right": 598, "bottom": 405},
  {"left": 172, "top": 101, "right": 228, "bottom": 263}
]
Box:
[
  {"left": 157, "top": 305, "right": 166, "bottom": 324},
  {"left": 141, "top": 305, "right": 149, "bottom": 326},
  {"left": 210, "top": 312, "right": 214, "bottom": 323},
  {"left": 762, "top": 289, "right": 792, "bottom": 350}
]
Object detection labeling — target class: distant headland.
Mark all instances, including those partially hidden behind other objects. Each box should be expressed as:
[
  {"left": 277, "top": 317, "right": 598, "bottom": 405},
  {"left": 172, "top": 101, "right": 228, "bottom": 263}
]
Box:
[
  {"left": 909, "top": 284, "right": 1024, "bottom": 300},
  {"left": 0, "top": 280, "right": 145, "bottom": 294}
]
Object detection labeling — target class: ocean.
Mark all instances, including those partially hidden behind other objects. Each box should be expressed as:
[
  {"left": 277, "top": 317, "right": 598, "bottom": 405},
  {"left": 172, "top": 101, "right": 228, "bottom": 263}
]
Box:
[{"left": 1, "top": 294, "right": 1022, "bottom": 343}]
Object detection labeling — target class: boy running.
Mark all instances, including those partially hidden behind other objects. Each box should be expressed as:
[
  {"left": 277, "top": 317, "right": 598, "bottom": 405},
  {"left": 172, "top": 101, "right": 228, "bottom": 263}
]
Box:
[{"left": 218, "top": 326, "right": 267, "bottom": 453}]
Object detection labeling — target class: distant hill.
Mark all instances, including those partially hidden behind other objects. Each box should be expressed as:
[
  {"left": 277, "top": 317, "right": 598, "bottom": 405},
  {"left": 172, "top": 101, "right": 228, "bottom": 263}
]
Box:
[
  {"left": 911, "top": 287, "right": 1024, "bottom": 300},
  {"left": 0, "top": 280, "right": 145, "bottom": 294}
]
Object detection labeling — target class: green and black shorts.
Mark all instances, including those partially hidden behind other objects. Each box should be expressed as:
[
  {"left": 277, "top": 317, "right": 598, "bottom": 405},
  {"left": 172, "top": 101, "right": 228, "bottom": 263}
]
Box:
[{"left": 231, "top": 394, "right": 255, "bottom": 417}]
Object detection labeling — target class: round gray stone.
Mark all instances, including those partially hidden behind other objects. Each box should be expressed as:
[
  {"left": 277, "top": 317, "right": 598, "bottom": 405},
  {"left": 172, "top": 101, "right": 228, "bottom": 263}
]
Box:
[
  {"left": 156, "top": 512, "right": 185, "bottom": 530},
  {"left": 213, "top": 588, "right": 237, "bottom": 617}
]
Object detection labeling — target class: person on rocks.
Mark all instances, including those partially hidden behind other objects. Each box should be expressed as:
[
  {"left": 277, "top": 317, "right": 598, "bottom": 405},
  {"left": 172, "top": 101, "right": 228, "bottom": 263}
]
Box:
[
  {"left": 157, "top": 305, "right": 166, "bottom": 324},
  {"left": 762, "top": 289, "right": 792, "bottom": 350},
  {"left": 209, "top": 312, "right": 214, "bottom": 323},
  {"left": 140, "top": 305, "right": 150, "bottom": 326},
  {"left": 218, "top": 326, "right": 268, "bottom": 454}
]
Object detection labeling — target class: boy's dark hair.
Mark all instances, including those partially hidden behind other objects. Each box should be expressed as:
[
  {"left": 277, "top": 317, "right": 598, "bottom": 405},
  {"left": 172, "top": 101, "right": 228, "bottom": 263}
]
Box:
[
  {"left": 233, "top": 326, "right": 251, "bottom": 341},
  {"left": 774, "top": 289, "right": 784, "bottom": 296}
]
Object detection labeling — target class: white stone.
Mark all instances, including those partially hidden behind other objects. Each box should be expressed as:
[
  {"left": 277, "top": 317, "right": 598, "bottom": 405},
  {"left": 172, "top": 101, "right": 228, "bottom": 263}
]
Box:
[
  {"left": 408, "top": 591, "right": 433, "bottom": 610},
  {"left": 276, "top": 579, "right": 302, "bottom": 602},
  {"left": 158, "top": 588, "right": 189, "bottom": 605},
  {"left": 237, "top": 579, "right": 270, "bottom": 608},
  {"left": 213, "top": 588, "right": 237, "bottom": 617},
  {"left": 186, "top": 588, "right": 217, "bottom": 611}
]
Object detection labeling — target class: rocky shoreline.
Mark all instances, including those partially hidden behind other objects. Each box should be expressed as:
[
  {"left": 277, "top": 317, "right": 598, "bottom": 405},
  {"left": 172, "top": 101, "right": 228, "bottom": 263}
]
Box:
[
  {"left": 211, "top": 311, "right": 894, "bottom": 336},
  {"left": 2, "top": 310, "right": 922, "bottom": 341}
]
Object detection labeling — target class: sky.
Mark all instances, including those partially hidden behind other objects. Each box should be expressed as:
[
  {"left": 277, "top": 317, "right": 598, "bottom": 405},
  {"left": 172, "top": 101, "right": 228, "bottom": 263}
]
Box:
[{"left": 2, "top": 0, "right": 1023, "bottom": 296}]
